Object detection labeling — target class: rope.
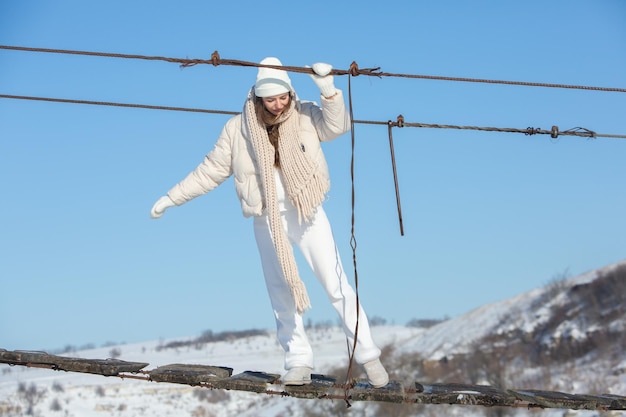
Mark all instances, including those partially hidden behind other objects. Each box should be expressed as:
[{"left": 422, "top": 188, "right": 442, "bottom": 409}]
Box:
[
  {"left": 2, "top": 45, "right": 625, "bottom": 93},
  {"left": 3, "top": 94, "right": 624, "bottom": 140},
  {"left": 343, "top": 74, "right": 359, "bottom": 408}
]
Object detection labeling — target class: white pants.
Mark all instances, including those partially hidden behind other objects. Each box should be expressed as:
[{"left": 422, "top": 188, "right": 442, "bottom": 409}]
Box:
[{"left": 253, "top": 170, "right": 382, "bottom": 370}]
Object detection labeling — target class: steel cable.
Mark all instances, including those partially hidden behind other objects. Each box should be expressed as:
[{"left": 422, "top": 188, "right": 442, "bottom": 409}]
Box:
[
  {"left": 2, "top": 45, "right": 625, "bottom": 93},
  {"left": 2, "top": 94, "right": 624, "bottom": 139}
]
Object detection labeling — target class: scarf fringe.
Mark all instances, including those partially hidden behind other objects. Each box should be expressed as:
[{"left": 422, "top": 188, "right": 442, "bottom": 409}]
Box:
[{"left": 289, "top": 171, "right": 329, "bottom": 223}]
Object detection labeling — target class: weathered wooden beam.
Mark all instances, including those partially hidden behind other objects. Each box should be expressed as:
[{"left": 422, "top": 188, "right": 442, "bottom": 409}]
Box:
[
  {"left": 1, "top": 349, "right": 625, "bottom": 411},
  {"left": 416, "top": 383, "right": 517, "bottom": 407},
  {"left": 508, "top": 389, "right": 626, "bottom": 411},
  {"left": 149, "top": 363, "right": 233, "bottom": 385},
  {"left": 283, "top": 374, "right": 337, "bottom": 399},
  {"left": 352, "top": 380, "right": 406, "bottom": 403},
  {"left": 0, "top": 349, "right": 148, "bottom": 376}
]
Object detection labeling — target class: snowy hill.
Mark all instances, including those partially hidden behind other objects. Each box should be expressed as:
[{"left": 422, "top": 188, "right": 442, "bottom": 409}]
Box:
[
  {"left": 388, "top": 259, "right": 626, "bottom": 405},
  {"left": 399, "top": 259, "right": 626, "bottom": 361},
  {"left": 1, "top": 260, "right": 625, "bottom": 417}
]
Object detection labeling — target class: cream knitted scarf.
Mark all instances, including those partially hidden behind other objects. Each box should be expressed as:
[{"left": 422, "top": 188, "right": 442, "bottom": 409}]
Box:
[{"left": 244, "top": 89, "right": 329, "bottom": 314}]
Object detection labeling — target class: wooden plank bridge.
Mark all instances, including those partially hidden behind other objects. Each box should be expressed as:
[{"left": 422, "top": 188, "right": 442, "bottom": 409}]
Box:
[{"left": 2, "top": 348, "right": 625, "bottom": 411}]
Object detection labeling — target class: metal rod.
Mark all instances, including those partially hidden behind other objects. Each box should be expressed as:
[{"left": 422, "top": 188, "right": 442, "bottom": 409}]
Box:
[{"left": 388, "top": 120, "right": 405, "bottom": 236}]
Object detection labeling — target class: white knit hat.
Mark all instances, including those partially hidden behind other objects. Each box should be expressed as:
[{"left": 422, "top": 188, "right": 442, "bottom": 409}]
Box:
[{"left": 254, "top": 57, "right": 292, "bottom": 98}]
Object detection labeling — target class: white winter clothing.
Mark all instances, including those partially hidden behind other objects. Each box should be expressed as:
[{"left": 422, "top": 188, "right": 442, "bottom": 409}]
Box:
[
  {"left": 161, "top": 87, "right": 383, "bottom": 372},
  {"left": 167, "top": 90, "right": 350, "bottom": 217},
  {"left": 254, "top": 171, "right": 382, "bottom": 370}
]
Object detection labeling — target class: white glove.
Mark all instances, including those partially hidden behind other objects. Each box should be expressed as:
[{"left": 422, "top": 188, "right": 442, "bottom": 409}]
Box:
[
  {"left": 308, "top": 62, "right": 336, "bottom": 98},
  {"left": 150, "top": 195, "right": 175, "bottom": 219}
]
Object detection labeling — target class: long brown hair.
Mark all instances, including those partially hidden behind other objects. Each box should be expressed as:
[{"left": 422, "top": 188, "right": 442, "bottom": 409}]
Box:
[{"left": 254, "top": 93, "right": 293, "bottom": 166}]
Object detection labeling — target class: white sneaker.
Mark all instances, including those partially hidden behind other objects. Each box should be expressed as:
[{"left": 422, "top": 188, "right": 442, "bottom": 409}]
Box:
[
  {"left": 282, "top": 367, "right": 312, "bottom": 386},
  {"left": 362, "top": 359, "right": 389, "bottom": 388}
]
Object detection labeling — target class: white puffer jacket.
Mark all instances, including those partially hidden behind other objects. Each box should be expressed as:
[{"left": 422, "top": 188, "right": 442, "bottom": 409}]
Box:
[{"left": 167, "top": 90, "right": 351, "bottom": 217}]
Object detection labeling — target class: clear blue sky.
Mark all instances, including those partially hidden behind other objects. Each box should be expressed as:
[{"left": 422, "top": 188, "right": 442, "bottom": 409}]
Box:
[{"left": 1, "top": 1, "right": 625, "bottom": 351}]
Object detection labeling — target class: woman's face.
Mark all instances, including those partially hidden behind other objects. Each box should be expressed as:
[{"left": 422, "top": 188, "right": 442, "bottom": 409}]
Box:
[{"left": 262, "top": 93, "right": 290, "bottom": 116}]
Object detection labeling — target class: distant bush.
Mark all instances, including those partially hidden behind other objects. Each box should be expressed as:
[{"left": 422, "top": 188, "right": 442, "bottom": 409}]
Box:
[
  {"left": 406, "top": 318, "right": 446, "bottom": 328},
  {"left": 108, "top": 347, "right": 122, "bottom": 358},
  {"left": 304, "top": 319, "right": 335, "bottom": 329},
  {"left": 369, "top": 316, "right": 387, "bottom": 326},
  {"left": 192, "top": 387, "right": 230, "bottom": 403},
  {"left": 157, "top": 329, "right": 269, "bottom": 351},
  {"left": 94, "top": 385, "right": 105, "bottom": 397},
  {"left": 16, "top": 382, "right": 45, "bottom": 416},
  {"left": 51, "top": 381, "right": 64, "bottom": 393},
  {"left": 59, "top": 345, "right": 76, "bottom": 354},
  {"left": 49, "top": 398, "right": 62, "bottom": 412}
]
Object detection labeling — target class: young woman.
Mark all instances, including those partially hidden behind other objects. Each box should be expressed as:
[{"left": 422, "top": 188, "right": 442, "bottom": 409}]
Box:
[{"left": 150, "top": 58, "right": 389, "bottom": 387}]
